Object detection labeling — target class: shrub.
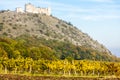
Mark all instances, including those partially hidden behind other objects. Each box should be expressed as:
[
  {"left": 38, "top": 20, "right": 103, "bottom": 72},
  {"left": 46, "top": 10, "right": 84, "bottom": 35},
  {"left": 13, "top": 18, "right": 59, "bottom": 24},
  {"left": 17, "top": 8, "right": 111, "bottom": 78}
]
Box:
[
  {"left": 0, "top": 23, "right": 3, "bottom": 31},
  {"left": 3, "top": 32, "right": 8, "bottom": 36},
  {"left": 12, "top": 27, "right": 17, "bottom": 29},
  {"left": 56, "top": 24, "right": 59, "bottom": 28}
]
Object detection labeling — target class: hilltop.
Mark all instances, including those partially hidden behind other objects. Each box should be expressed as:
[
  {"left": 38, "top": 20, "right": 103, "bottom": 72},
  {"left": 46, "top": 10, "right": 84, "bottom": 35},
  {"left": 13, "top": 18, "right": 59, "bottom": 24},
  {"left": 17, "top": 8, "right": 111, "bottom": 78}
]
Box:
[{"left": 0, "top": 11, "right": 118, "bottom": 61}]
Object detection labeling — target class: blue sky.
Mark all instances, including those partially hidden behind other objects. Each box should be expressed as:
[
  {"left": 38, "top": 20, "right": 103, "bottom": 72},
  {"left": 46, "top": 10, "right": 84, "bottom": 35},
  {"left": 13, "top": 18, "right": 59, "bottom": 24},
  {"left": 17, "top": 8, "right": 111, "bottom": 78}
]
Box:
[{"left": 0, "top": 0, "right": 120, "bottom": 57}]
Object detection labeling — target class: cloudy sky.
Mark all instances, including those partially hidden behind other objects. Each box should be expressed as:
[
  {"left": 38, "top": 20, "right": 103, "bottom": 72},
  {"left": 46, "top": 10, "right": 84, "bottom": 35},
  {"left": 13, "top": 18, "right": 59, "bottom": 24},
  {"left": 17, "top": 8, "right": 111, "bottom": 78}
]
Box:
[{"left": 0, "top": 0, "right": 120, "bottom": 57}]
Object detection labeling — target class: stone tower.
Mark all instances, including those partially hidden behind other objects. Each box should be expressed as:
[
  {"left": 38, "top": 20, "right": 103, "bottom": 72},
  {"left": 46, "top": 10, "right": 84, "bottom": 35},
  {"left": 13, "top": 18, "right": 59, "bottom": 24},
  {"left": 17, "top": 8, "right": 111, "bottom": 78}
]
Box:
[{"left": 25, "top": 3, "right": 51, "bottom": 15}]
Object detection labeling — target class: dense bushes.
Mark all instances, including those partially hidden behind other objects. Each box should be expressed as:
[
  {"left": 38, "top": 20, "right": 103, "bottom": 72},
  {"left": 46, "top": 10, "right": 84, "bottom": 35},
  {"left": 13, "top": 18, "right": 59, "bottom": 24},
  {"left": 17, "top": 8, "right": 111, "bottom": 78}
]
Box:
[{"left": 0, "top": 36, "right": 118, "bottom": 61}]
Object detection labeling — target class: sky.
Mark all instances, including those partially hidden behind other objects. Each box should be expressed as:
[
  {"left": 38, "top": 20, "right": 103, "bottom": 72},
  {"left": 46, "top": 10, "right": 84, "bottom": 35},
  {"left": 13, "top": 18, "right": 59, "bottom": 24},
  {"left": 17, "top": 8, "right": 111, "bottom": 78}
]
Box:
[{"left": 0, "top": 0, "right": 120, "bottom": 57}]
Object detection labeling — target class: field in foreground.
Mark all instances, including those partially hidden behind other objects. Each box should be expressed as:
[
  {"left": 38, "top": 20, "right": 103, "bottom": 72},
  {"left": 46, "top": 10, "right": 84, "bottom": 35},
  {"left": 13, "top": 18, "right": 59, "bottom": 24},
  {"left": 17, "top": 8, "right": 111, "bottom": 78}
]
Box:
[{"left": 0, "top": 74, "right": 120, "bottom": 80}]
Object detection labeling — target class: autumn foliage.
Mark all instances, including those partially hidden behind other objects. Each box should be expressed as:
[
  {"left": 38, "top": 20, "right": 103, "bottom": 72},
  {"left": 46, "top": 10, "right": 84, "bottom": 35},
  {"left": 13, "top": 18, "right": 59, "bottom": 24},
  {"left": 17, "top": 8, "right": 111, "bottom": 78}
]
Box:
[{"left": 0, "top": 36, "right": 120, "bottom": 77}]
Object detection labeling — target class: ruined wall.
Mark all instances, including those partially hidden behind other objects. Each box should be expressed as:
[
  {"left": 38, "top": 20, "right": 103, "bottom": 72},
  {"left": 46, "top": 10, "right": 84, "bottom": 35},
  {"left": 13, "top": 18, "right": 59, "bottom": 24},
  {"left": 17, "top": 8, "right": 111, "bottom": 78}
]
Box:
[
  {"left": 16, "top": 3, "right": 51, "bottom": 16},
  {"left": 25, "top": 3, "right": 51, "bottom": 15},
  {"left": 16, "top": 7, "right": 24, "bottom": 13}
]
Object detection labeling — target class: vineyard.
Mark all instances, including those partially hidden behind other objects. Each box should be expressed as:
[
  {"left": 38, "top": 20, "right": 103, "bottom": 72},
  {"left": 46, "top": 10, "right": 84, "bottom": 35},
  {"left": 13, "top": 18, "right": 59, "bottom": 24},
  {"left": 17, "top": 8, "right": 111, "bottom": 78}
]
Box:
[{"left": 0, "top": 58, "right": 120, "bottom": 77}]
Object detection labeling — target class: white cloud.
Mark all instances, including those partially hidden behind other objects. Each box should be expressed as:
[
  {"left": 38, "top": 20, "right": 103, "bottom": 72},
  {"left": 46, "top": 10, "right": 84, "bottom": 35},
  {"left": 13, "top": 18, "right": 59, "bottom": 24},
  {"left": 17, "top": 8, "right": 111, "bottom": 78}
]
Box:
[
  {"left": 91, "top": 0, "right": 113, "bottom": 2},
  {"left": 64, "top": 13, "right": 120, "bottom": 21},
  {"left": 32, "top": 0, "right": 71, "bottom": 8},
  {"left": 81, "top": 15, "right": 120, "bottom": 21},
  {"left": 53, "top": 7, "right": 95, "bottom": 13},
  {"left": 80, "top": 0, "right": 114, "bottom": 3}
]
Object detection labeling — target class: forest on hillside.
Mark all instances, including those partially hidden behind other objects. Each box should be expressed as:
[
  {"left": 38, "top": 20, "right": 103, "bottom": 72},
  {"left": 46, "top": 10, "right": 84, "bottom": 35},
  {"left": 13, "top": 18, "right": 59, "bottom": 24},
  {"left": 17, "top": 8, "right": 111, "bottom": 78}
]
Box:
[
  {"left": 0, "top": 36, "right": 120, "bottom": 77},
  {"left": 0, "top": 35, "right": 118, "bottom": 61}
]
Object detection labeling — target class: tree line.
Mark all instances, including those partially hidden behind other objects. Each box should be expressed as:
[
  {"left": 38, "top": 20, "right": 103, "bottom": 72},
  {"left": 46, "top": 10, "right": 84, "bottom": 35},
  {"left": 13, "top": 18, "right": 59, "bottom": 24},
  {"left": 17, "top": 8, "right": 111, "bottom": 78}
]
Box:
[{"left": 0, "top": 35, "right": 117, "bottom": 61}]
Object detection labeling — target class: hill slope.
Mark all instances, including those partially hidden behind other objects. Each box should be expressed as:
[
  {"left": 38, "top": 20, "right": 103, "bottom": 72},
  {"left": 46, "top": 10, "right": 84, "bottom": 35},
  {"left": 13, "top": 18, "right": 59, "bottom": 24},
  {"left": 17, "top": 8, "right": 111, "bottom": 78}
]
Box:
[{"left": 0, "top": 11, "right": 117, "bottom": 61}]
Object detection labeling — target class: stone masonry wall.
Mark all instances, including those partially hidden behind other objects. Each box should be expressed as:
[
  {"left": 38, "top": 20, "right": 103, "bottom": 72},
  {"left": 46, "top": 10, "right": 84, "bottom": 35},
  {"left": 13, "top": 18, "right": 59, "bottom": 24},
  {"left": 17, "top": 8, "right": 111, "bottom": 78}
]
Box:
[
  {"left": 16, "top": 3, "right": 51, "bottom": 16},
  {"left": 16, "top": 7, "right": 24, "bottom": 13}
]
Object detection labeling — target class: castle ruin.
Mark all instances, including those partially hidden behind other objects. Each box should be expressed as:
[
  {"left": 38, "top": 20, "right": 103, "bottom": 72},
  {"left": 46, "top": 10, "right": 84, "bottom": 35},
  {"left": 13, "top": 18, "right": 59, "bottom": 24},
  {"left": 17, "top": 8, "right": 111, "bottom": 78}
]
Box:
[{"left": 16, "top": 3, "right": 51, "bottom": 16}]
